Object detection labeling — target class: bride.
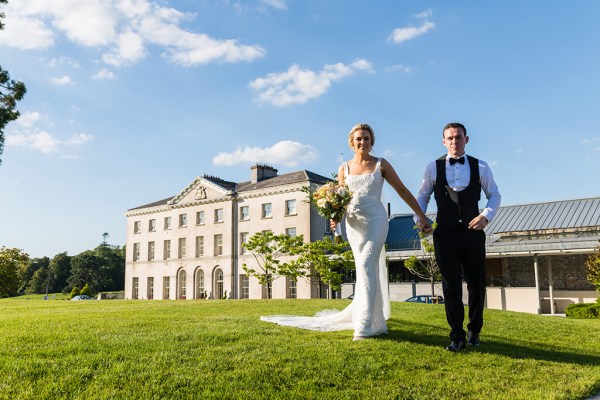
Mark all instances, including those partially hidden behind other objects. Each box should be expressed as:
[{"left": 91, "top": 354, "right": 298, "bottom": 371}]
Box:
[{"left": 261, "top": 123, "right": 431, "bottom": 340}]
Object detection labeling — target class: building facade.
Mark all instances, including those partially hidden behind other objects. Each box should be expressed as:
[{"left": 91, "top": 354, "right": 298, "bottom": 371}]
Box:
[{"left": 125, "top": 165, "right": 330, "bottom": 300}]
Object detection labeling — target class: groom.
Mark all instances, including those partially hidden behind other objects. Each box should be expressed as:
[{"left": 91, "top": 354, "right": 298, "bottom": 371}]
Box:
[{"left": 415, "top": 122, "right": 501, "bottom": 352}]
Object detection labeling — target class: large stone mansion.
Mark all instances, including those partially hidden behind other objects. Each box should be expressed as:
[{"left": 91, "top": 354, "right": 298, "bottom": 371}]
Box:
[{"left": 125, "top": 165, "right": 331, "bottom": 300}]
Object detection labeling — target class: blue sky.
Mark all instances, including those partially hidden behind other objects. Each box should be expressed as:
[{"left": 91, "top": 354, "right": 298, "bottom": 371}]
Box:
[{"left": 1, "top": 0, "right": 599, "bottom": 258}]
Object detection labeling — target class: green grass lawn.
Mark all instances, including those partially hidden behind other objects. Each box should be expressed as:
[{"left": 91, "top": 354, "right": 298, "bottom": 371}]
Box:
[{"left": 0, "top": 299, "right": 599, "bottom": 400}]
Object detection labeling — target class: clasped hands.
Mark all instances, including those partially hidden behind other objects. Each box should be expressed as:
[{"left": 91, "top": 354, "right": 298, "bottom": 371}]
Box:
[{"left": 416, "top": 214, "right": 488, "bottom": 233}]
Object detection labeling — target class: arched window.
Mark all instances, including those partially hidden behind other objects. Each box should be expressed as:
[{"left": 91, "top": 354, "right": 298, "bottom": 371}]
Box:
[
  {"left": 195, "top": 268, "right": 205, "bottom": 299},
  {"left": 178, "top": 269, "right": 187, "bottom": 299},
  {"left": 215, "top": 268, "right": 224, "bottom": 299}
]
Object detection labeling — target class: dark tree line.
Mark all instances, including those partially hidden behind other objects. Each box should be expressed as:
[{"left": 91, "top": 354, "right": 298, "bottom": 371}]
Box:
[{"left": 0, "top": 244, "right": 125, "bottom": 298}]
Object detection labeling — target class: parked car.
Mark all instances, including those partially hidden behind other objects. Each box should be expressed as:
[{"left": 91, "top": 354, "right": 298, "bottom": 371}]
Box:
[
  {"left": 71, "top": 295, "right": 94, "bottom": 301},
  {"left": 404, "top": 295, "right": 444, "bottom": 304}
]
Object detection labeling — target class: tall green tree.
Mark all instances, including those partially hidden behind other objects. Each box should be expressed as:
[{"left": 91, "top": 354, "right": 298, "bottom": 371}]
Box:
[
  {"left": 0, "top": 0, "right": 27, "bottom": 164},
  {"left": 242, "top": 231, "right": 304, "bottom": 299},
  {"left": 295, "top": 237, "right": 354, "bottom": 297},
  {"left": 67, "top": 244, "right": 125, "bottom": 294},
  {"left": 22, "top": 257, "right": 50, "bottom": 294},
  {"left": 404, "top": 223, "right": 441, "bottom": 297},
  {"left": 48, "top": 252, "right": 72, "bottom": 293},
  {"left": 0, "top": 247, "right": 29, "bottom": 298}
]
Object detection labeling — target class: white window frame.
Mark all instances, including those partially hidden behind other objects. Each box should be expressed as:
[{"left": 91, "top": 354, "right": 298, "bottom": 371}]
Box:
[{"left": 262, "top": 203, "right": 272, "bottom": 219}]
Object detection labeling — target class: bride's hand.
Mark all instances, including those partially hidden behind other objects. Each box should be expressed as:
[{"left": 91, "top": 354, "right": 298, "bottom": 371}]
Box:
[{"left": 417, "top": 218, "right": 433, "bottom": 234}]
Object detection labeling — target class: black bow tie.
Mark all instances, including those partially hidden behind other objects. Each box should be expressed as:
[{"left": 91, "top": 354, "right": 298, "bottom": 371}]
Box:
[{"left": 449, "top": 157, "right": 465, "bottom": 165}]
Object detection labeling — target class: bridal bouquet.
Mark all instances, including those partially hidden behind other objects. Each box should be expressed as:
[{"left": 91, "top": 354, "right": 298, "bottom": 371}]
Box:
[{"left": 303, "top": 181, "right": 353, "bottom": 240}]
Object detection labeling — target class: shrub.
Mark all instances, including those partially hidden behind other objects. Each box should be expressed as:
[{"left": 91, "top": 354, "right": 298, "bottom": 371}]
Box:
[
  {"left": 69, "top": 286, "right": 80, "bottom": 298},
  {"left": 565, "top": 302, "right": 600, "bottom": 318},
  {"left": 80, "top": 283, "right": 92, "bottom": 297}
]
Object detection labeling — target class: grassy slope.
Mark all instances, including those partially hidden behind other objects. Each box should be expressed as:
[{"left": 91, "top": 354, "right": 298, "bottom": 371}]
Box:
[{"left": 0, "top": 299, "right": 599, "bottom": 400}]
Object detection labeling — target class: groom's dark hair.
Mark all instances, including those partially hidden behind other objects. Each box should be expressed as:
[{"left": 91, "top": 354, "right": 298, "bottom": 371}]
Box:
[{"left": 442, "top": 122, "right": 467, "bottom": 137}]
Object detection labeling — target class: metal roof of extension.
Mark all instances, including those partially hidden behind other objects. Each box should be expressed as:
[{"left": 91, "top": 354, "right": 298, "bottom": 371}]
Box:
[
  {"left": 386, "top": 197, "right": 600, "bottom": 256},
  {"left": 485, "top": 197, "right": 600, "bottom": 234}
]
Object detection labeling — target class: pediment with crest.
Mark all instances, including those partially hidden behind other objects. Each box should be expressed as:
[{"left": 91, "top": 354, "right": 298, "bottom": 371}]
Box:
[{"left": 167, "top": 177, "right": 235, "bottom": 206}]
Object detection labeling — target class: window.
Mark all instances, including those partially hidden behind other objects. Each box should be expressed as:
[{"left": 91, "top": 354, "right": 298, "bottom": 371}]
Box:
[
  {"left": 178, "top": 238, "right": 186, "bottom": 258},
  {"left": 214, "top": 234, "right": 223, "bottom": 256},
  {"left": 148, "top": 241, "right": 155, "bottom": 261},
  {"left": 262, "top": 203, "right": 272, "bottom": 218},
  {"left": 286, "top": 199, "right": 297, "bottom": 216},
  {"left": 147, "top": 277, "right": 154, "bottom": 300},
  {"left": 149, "top": 219, "right": 156, "bottom": 232},
  {"left": 214, "top": 208, "right": 223, "bottom": 223},
  {"left": 240, "top": 206, "right": 249, "bottom": 221},
  {"left": 195, "top": 236, "right": 204, "bottom": 257},
  {"left": 132, "top": 277, "right": 139, "bottom": 299},
  {"left": 164, "top": 216, "right": 172, "bottom": 230},
  {"left": 134, "top": 221, "right": 141, "bottom": 233},
  {"left": 162, "top": 276, "right": 170, "bottom": 299},
  {"left": 133, "top": 243, "right": 140, "bottom": 261},
  {"left": 240, "top": 275, "right": 249, "bottom": 299},
  {"left": 286, "top": 227, "right": 297, "bottom": 238},
  {"left": 196, "top": 269, "right": 205, "bottom": 299},
  {"left": 288, "top": 278, "right": 297, "bottom": 299},
  {"left": 196, "top": 211, "right": 205, "bottom": 225},
  {"left": 215, "top": 268, "right": 224, "bottom": 299},
  {"left": 178, "top": 270, "right": 187, "bottom": 299},
  {"left": 163, "top": 240, "right": 171, "bottom": 260},
  {"left": 179, "top": 213, "right": 187, "bottom": 227},
  {"left": 240, "top": 232, "right": 249, "bottom": 255}
]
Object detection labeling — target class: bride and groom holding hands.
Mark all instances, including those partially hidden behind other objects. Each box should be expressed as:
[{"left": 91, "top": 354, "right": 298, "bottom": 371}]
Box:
[{"left": 262, "top": 122, "right": 501, "bottom": 352}]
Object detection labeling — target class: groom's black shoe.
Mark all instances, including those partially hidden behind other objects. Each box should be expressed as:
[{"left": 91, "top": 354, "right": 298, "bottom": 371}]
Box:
[
  {"left": 467, "top": 332, "right": 480, "bottom": 346},
  {"left": 445, "top": 340, "right": 465, "bottom": 352}
]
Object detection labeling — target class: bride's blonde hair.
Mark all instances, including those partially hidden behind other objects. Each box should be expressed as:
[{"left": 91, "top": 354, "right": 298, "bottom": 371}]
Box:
[{"left": 348, "top": 123, "right": 375, "bottom": 150}]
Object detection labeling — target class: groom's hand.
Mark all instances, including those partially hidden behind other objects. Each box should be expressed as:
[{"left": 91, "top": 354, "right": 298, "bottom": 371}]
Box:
[
  {"left": 468, "top": 215, "right": 488, "bottom": 230},
  {"left": 417, "top": 219, "right": 433, "bottom": 234}
]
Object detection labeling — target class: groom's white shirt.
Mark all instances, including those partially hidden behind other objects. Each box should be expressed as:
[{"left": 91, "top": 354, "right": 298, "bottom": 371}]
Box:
[{"left": 413, "top": 153, "right": 501, "bottom": 224}]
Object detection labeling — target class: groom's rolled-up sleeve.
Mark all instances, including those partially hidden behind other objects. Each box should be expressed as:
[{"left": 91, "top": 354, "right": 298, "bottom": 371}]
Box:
[{"left": 413, "top": 162, "right": 436, "bottom": 223}]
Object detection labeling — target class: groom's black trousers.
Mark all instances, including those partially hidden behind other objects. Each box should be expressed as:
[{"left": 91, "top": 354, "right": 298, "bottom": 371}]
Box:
[{"left": 433, "top": 223, "right": 486, "bottom": 342}]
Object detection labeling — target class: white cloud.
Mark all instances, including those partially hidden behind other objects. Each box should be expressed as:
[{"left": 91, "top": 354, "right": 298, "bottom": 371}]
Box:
[
  {"left": 388, "top": 10, "right": 435, "bottom": 44},
  {"left": 260, "top": 0, "right": 287, "bottom": 10},
  {"left": 5, "top": 111, "right": 93, "bottom": 156},
  {"left": 389, "top": 21, "right": 434, "bottom": 43},
  {"left": 92, "top": 69, "right": 116, "bottom": 80},
  {"left": 47, "top": 56, "right": 81, "bottom": 69},
  {"left": 6, "top": 130, "right": 61, "bottom": 153},
  {"left": 50, "top": 75, "right": 75, "bottom": 85},
  {"left": 213, "top": 140, "right": 318, "bottom": 167},
  {"left": 384, "top": 64, "right": 412, "bottom": 74},
  {"left": 250, "top": 59, "right": 371, "bottom": 107},
  {"left": 0, "top": 0, "right": 265, "bottom": 67},
  {"left": 415, "top": 9, "right": 433, "bottom": 19}
]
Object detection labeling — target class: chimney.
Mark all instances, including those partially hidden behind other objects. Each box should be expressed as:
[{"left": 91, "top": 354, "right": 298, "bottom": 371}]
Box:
[{"left": 251, "top": 164, "right": 278, "bottom": 183}]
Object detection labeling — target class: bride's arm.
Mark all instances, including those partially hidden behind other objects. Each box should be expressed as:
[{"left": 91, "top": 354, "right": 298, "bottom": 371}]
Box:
[{"left": 380, "top": 158, "right": 432, "bottom": 232}]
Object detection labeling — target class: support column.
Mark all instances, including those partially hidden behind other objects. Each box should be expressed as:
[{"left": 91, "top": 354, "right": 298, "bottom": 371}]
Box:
[
  {"left": 548, "top": 256, "right": 555, "bottom": 315},
  {"left": 534, "top": 254, "right": 541, "bottom": 314}
]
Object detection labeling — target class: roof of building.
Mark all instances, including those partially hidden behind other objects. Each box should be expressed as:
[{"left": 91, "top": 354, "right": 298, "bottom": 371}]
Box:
[
  {"left": 237, "top": 170, "right": 329, "bottom": 192},
  {"left": 128, "top": 170, "right": 330, "bottom": 211},
  {"left": 486, "top": 197, "right": 600, "bottom": 233},
  {"left": 387, "top": 197, "right": 600, "bottom": 254}
]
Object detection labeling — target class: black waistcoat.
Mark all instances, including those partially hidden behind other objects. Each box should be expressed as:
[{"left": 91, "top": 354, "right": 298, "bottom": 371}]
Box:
[{"left": 434, "top": 155, "right": 481, "bottom": 228}]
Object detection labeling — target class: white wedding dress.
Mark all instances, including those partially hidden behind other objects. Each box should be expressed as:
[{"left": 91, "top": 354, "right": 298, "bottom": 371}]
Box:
[{"left": 260, "top": 159, "right": 390, "bottom": 338}]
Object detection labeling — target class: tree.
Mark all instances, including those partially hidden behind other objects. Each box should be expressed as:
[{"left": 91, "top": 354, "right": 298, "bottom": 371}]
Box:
[
  {"left": 48, "top": 252, "right": 72, "bottom": 293},
  {"left": 67, "top": 244, "right": 125, "bottom": 294},
  {"left": 404, "top": 223, "right": 441, "bottom": 298},
  {"left": 295, "top": 237, "right": 354, "bottom": 297},
  {"left": 242, "top": 231, "right": 305, "bottom": 299},
  {"left": 20, "top": 257, "right": 50, "bottom": 294},
  {"left": 586, "top": 242, "right": 600, "bottom": 293},
  {"left": 0, "top": 0, "right": 27, "bottom": 164},
  {"left": 0, "top": 246, "right": 29, "bottom": 298}
]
